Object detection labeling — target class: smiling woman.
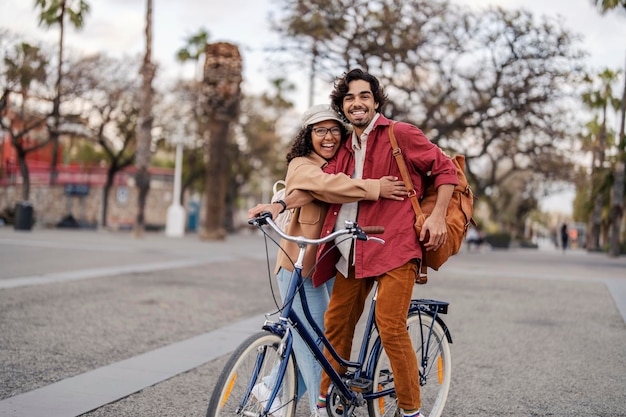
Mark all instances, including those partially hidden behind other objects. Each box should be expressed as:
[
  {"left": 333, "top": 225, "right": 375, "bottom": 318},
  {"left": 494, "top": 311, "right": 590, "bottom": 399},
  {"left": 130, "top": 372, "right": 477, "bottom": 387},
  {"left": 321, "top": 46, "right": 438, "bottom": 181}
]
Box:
[{"left": 246, "top": 103, "right": 408, "bottom": 414}]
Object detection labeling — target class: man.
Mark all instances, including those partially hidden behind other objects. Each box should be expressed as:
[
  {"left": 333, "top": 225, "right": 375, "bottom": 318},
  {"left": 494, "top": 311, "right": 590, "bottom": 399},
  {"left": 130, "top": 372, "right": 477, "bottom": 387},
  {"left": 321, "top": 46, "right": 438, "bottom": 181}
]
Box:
[{"left": 312, "top": 69, "right": 458, "bottom": 417}]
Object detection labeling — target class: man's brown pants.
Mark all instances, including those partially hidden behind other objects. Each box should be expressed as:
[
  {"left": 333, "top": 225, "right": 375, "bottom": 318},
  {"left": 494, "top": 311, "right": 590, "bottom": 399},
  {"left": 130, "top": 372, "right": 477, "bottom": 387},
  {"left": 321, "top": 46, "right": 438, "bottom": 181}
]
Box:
[{"left": 320, "top": 261, "right": 420, "bottom": 411}]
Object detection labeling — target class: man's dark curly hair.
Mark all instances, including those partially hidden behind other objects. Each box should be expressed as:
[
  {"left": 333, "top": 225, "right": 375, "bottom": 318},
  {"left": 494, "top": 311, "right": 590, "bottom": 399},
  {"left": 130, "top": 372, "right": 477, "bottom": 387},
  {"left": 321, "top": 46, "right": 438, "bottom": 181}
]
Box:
[
  {"left": 286, "top": 123, "right": 351, "bottom": 163},
  {"left": 330, "top": 68, "right": 388, "bottom": 121}
]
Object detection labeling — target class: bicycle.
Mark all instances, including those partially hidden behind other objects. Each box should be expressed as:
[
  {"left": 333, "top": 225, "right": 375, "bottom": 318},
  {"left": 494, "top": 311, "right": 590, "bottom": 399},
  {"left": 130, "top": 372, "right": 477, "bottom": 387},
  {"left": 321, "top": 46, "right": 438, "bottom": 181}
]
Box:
[{"left": 207, "top": 212, "right": 452, "bottom": 417}]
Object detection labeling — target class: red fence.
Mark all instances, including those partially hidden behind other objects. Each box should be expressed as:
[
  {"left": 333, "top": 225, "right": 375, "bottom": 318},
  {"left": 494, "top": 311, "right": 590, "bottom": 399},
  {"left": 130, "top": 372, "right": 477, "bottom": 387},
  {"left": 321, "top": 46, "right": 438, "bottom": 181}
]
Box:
[{"left": 0, "top": 160, "right": 173, "bottom": 186}]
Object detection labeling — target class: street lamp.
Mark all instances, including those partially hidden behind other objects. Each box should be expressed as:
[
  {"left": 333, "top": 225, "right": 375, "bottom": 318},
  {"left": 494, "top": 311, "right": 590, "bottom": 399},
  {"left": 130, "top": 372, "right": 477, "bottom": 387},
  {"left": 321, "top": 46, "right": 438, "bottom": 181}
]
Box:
[{"left": 165, "top": 126, "right": 187, "bottom": 237}]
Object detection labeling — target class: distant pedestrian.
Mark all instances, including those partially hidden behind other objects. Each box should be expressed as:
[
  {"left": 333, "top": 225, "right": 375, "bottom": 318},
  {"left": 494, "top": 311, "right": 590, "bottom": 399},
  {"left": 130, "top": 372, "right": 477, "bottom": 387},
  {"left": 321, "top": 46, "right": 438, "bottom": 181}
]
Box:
[
  {"left": 560, "top": 223, "right": 568, "bottom": 253},
  {"left": 466, "top": 226, "right": 484, "bottom": 252}
]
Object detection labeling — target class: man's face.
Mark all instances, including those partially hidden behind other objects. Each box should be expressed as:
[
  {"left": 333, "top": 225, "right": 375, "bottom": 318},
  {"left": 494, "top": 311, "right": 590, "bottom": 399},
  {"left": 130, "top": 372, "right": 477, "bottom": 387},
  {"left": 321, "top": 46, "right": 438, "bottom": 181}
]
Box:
[{"left": 342, "top": 79, "right": 379, "bottom": 129}]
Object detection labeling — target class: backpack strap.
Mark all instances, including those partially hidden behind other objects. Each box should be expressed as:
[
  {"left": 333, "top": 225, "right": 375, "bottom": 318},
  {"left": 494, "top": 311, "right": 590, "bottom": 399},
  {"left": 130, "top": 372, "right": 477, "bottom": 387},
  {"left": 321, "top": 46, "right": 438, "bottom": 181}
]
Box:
[
  {"left": 388, "top": 121, "right": 428, "bottom": 282},
  {"left": 388, "top": 122, "right": 423, "bottom": 217}
]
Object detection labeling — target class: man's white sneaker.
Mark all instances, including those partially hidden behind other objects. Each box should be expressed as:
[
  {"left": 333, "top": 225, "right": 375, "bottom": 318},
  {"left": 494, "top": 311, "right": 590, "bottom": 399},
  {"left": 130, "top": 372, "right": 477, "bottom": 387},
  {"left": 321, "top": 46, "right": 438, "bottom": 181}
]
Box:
[{"left": 251, "top": 383, "right": 284, "bottom": 417}]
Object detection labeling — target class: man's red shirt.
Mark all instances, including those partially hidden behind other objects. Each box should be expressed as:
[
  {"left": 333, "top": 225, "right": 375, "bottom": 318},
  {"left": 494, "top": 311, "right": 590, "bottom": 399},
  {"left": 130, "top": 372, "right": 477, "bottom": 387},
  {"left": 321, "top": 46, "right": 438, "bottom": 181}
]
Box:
[{"left": 311, "top": 115, "right": 458, "bottom": 287}]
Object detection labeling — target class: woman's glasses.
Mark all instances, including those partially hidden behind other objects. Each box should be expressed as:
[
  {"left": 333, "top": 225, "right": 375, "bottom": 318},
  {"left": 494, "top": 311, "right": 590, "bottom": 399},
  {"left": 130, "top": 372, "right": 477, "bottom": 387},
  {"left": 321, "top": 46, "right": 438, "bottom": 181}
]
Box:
[{"left": 313, "top": 127, "right": 341, "bottom": 137}]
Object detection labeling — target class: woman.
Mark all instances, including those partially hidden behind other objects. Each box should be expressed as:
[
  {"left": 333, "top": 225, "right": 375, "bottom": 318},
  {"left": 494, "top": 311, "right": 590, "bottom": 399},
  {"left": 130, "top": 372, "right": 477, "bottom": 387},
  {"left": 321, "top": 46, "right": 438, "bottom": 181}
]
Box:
[{"left": 248, "top": 104, "right": 405, "bottom": 415}]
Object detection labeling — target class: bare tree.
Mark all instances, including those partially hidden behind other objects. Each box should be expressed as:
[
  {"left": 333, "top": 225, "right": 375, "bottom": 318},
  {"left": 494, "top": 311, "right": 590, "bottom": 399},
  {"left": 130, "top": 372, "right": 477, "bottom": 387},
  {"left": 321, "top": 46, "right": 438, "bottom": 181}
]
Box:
[
  {"left": 66, "top": 53, "right": 140, "bottom": 227},
  {"left": 272, "top": 0, "right": 586, "bottom": 234}
]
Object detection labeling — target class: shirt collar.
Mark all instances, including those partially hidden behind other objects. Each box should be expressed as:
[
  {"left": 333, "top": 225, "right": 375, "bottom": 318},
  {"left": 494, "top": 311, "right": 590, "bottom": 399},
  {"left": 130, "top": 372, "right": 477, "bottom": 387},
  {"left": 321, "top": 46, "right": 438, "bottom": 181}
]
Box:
[{"left": 350, "top": 112, "right": 381, "bottom": 150}]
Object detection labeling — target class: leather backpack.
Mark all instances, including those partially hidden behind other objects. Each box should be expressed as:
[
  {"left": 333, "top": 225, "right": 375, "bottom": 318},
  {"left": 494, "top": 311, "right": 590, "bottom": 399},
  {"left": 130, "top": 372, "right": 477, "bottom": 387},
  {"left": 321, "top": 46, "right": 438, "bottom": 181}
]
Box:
[{"left": 389, "top": 121, "right": 475, "bottom": 283}]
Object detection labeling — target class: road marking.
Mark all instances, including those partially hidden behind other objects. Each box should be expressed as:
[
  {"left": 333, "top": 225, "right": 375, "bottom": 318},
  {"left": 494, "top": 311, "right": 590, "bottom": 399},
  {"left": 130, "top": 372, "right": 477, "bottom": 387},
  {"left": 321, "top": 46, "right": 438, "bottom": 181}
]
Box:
[{"left": 0, "top": 260, "right": 211, "bottom": 289}]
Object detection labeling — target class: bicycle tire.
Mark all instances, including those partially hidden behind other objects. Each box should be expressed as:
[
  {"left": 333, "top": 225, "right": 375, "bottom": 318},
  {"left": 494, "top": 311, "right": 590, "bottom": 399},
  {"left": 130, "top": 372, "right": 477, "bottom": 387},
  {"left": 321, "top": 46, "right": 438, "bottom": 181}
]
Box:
[
  {"left": 206, "top": 331, "right": 297, "bottom": 417},
  {"left": 368, "top": 312, "right": 451, "bottom": 417}
]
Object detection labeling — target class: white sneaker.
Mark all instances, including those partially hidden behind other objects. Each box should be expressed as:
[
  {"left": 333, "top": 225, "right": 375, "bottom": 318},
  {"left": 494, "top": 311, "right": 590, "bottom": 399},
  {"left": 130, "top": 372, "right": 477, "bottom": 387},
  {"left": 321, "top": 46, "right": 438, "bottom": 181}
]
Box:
[
  {"left": 251, "top": 383, "right": 283, "bottom": 417},
  {"left": 312, "top": 407, "right": 328, "bottom": 417}
]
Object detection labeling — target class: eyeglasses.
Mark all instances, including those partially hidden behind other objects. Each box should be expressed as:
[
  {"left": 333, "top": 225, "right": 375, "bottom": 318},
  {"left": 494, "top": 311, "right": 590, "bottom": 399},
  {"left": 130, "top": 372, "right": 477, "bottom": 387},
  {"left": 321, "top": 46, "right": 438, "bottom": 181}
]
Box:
[{"left": 313, "top": 127, "right": 342, "bottom": 137}]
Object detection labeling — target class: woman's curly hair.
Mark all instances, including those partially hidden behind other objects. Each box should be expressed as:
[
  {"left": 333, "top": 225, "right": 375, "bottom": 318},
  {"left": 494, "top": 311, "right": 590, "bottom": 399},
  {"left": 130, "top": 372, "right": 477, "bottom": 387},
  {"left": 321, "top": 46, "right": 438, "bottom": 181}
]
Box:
[{"left": 286, "top": 123, "right": 351, "bottom": 164}]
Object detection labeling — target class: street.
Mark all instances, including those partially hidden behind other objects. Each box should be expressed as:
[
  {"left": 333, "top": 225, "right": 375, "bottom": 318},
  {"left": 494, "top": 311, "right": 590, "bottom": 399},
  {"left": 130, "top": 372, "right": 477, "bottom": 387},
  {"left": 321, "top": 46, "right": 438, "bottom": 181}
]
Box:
[{"left": 1, "top": 227, "right": 625, "bottom": 417}]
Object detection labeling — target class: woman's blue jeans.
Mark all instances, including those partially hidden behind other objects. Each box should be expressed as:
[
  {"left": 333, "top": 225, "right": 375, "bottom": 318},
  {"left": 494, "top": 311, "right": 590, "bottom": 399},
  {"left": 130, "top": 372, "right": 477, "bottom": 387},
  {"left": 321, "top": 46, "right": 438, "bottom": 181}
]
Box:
[{"left": 276, "top": 267, "right": 334, "bottom": 413}]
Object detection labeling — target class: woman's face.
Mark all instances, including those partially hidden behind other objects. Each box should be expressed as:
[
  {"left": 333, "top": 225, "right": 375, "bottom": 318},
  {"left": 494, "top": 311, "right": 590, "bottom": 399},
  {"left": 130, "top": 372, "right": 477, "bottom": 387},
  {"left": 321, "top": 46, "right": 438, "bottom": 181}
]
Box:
[{"left": 311, "top": 120, "right": 342, "bottom": 160}]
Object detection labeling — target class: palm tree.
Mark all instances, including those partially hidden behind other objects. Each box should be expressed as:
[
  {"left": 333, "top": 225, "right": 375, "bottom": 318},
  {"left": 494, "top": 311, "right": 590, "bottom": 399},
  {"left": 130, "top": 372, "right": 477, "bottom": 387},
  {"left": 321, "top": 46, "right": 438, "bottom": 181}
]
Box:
[
  {"left": 581, "top": 69, "right": 622, "bottom": 251},
  {"left": 176, "top": 28, "right": 210, "bottom": 81},
  {"left": 134, "top": 0, "right": 156, "bottom": 237},
  {"left": 591, "top": 0, "right": 626, "bottom": 256},
  {"left": 200, "top": 42, "right": 242, "bottom": 240},
  {"left": 591, "top": 0, "right": 626, "bottom": 12},
  {"left": 0, "top": 42, "right": 49, "bottom": 201},
  {"left": 34, "top": 0, "right": 90, "bottom": 184}
]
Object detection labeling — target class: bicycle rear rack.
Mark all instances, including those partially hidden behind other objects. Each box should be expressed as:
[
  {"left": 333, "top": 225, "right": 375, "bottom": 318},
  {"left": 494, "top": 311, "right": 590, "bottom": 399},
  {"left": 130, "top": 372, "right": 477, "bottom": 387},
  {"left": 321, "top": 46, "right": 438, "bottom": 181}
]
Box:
[{"left": 411, "top": 299, "right": 449, "bottom": 314}]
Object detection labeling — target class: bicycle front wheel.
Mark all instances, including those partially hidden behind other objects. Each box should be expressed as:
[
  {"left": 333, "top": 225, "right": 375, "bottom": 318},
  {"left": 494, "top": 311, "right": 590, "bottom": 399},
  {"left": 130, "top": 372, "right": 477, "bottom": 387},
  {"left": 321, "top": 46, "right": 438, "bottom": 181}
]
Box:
[
  {"left": 368, "top": 312, "right": 451, "bottom": 417},
  {"left": 206, "top": 331, "right": 297, "bottom": 417}
]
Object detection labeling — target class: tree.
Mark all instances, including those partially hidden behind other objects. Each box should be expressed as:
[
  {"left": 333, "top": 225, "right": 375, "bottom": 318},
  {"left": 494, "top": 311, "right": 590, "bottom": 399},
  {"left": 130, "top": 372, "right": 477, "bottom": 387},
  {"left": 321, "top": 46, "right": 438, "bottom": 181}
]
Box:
[
  {"left": 65, "top": 53, "right": 140, "bottom": 227},
  {"left": 172, "top": 29, "right": 211, "bottom": 207},
  {"left": 272, "top": 0, "right": 585, "bottom": 234},
  {"left": 199, "top": 42, "right": 242, "bottom": 240},
  {"left": 134, "top": 0, "right": 156, "bottom": 237},
  {"left": 591, "top": 0, "right": 626, "bottom": 12},
  {"left": 165, "top": 77, "right": 292, "bottom": 232},
  {"left": 0, "top": 40, "right": 50, "bottom": 201},
  {"left": 176, "top": 28, "right": 210, "bottom": 81},
  {"left": 581, "top": 69, "right": 622, "bottom": 251},
  {"left": 591, "top": 0, "right": 626, "bottom": 256},
  {"left": 34, "top": 0, "right": 90, "bottom": 184}
]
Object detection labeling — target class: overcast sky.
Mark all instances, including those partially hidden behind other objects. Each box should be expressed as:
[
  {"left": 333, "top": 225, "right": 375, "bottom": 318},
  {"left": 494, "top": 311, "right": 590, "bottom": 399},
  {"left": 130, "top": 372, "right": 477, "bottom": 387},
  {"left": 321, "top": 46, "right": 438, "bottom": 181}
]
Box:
[
  {"left": 2, "top": 0, "right": 625, "bottom": 215},
  {"left": 1, "top": 0, "right": 625, "bottom": 106}
]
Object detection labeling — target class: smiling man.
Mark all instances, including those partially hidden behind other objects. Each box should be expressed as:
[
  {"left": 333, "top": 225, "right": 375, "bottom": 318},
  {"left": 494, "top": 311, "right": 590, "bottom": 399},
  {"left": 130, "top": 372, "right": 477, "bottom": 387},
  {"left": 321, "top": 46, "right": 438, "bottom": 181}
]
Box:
[{"left": 312, "top": 69, "right": 459, "bottom": 417}]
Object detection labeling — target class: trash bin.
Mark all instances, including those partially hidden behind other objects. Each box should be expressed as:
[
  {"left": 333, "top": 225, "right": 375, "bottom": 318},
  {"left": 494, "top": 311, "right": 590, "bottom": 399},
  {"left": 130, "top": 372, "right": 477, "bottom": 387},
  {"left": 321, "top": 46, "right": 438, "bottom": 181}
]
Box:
[
  {"left": 187, "top": 200, "right": 199, "bottom": 232},
  {"left": 14, "top": 201, "right": 34, "bottom": 231}
]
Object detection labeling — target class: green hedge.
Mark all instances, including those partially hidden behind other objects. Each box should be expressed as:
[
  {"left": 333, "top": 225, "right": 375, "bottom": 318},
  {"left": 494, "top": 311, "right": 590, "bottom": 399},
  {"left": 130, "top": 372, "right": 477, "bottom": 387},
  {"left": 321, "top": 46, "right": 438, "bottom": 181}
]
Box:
[{"left": 485, "top": 232, "right": 511, "bottom": 248}]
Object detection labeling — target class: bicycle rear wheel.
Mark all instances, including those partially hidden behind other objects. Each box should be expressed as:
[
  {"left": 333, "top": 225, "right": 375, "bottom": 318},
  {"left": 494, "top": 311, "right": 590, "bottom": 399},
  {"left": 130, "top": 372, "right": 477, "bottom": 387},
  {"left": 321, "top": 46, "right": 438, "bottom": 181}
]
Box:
[
  {"left": 207, "top": 331, "right": 297, "bottom": 417},
  {"left": 368, "top": 313, "right": 451, "bottom": 417}
]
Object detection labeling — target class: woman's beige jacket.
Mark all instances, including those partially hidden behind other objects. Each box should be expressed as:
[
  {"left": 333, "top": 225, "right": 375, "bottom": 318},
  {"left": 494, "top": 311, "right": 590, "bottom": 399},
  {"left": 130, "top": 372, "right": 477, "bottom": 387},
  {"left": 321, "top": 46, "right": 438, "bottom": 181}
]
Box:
[{"left": 274, "top": 152, "right": 380, "bottom": 278}]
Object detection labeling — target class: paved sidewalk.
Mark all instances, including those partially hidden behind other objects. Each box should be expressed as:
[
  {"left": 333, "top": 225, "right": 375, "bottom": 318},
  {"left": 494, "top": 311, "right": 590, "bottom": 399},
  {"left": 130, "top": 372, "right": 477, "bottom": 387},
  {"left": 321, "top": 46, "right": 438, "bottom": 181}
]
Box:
[{"left": 1, "top": 227, "right": 625, "bottom": 416}]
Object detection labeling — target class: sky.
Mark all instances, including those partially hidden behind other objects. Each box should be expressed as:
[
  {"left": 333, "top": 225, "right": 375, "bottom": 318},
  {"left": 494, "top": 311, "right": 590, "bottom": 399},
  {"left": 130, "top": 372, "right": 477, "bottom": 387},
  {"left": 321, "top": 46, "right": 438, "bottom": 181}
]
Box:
[{"left": 2, "top": 0, "right": 625, "bottom": 216}]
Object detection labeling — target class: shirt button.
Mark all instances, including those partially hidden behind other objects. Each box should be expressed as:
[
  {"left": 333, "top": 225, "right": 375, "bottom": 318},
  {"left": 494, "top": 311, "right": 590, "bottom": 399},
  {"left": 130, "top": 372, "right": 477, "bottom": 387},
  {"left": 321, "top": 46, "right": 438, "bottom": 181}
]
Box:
[{"left": 333, "top": 211, "right": 338, "bottom": 215}]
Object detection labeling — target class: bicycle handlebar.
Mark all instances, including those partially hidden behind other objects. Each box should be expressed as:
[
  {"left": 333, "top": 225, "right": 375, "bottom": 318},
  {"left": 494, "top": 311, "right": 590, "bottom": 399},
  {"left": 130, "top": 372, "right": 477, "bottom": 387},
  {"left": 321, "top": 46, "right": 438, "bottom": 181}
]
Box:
[{"left": 248, "top": 211, "right": 385, "bottom": 246}]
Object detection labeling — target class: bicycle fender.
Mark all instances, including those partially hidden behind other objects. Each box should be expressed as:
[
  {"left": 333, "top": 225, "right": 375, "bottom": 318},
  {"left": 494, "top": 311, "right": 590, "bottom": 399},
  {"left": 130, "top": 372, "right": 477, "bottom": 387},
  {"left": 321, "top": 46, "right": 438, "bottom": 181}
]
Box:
[{"left": 407, "top": 307, "right": 453, "bottom": 344}]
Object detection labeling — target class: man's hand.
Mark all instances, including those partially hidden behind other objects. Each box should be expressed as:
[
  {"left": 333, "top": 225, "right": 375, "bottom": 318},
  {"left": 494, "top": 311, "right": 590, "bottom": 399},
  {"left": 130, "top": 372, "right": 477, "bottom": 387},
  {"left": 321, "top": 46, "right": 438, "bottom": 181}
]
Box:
[
  {"left": 420, "top": 214, "right": 447, "bottom": 251},
  {"left": 420, "top": 184, "right": 454, "bottom": 251},
  {"left": 379, "top": 176, "right": 407, "bottom": 200}
]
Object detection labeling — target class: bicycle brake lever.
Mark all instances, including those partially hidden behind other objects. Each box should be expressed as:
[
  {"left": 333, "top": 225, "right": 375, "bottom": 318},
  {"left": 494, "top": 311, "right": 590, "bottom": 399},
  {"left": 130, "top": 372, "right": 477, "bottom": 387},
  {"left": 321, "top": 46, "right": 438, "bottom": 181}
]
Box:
[{"left": 248, "top": 211, "right": 272, "bottom": 226}]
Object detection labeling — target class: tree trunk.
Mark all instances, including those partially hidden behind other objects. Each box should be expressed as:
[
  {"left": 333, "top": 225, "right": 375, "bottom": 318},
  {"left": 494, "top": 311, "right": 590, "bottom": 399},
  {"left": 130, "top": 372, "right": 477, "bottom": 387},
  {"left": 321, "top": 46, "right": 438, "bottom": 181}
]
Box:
[
  {"left": 49, "top": 1, "right": 66, "bottom": 185},
  {"left": 101, "top": 169, "right": 115, "bottom": 228},
  {"left": 133, "top": 0, "right": 155, "bottom": 238},
  {"left": 587, "top": 109, "right": 608, "bottom": 251},
  {"left": 199, "top": 42, "right": 242, "bottom": 240},
  {"left": 17, "top": 147, "right": 30, "bottom": 201}
]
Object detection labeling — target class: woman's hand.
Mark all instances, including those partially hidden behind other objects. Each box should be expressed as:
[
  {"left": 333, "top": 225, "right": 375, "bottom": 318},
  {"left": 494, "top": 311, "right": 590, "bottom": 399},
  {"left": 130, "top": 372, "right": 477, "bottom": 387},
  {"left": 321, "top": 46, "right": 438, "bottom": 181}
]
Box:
[
  {"left": 248, "top": 203, "right": 281, "bottom": 220},
  {"left": 379, "top": 176, "right": 407, "bottom": 200}
]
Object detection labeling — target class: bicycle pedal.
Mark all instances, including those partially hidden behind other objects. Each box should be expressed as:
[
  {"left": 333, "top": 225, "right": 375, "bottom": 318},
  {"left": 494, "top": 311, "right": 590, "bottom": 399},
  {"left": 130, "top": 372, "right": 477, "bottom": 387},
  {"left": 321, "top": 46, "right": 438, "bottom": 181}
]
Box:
[{"left": 347, "top": 377, "right": 372, "bottom": 392}]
